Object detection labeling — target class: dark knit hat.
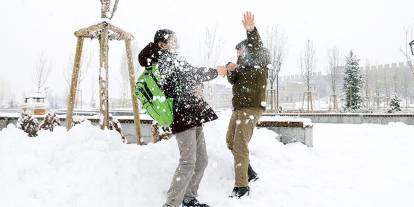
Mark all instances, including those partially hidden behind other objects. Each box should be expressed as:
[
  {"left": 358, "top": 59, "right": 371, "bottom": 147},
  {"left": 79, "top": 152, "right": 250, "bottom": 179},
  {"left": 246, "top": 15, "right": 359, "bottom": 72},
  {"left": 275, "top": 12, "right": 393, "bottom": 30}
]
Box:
[
  {"left": 235, "top": 39, "right": 248, "bottom": 50},
  {"left": 154, "top": 29, "right": 175, "bottom": 44},
  {"left": 138, "top": 42, "right": 160, "bottom": 67},
  {"left": 138, "top": 29, "right": 176, "bottom": 67}
]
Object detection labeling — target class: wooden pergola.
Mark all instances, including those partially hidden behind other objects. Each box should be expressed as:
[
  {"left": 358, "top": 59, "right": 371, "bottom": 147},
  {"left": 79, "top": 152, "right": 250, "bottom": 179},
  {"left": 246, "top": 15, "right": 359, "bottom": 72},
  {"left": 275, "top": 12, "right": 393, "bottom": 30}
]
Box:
[{"left": 66, "top": 0, "right": 142, "bottom": 144}]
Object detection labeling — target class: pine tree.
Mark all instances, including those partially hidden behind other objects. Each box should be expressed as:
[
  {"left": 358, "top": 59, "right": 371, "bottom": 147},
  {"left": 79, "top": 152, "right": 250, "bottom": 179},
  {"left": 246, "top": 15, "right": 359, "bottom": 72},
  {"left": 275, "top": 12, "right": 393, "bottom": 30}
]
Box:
[
  {"left": 39, "top": 112, "right": 61, "bottom": 132},
  {"left": 17, "top": 112, "right": 39, "bottom": 137},
  {"left": 389, "top": 95, "right": 402, "bottom": 113},
  {"left": 343, "top": 51, "right": 363, "bottom": 112}
]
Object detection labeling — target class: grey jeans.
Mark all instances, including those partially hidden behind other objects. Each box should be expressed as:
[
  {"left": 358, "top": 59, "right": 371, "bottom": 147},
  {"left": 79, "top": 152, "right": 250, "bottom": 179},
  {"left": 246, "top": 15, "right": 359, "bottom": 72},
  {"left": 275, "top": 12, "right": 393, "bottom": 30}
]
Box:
[{"left": 163, "top": 127, "right": 208, "bottom": 207}]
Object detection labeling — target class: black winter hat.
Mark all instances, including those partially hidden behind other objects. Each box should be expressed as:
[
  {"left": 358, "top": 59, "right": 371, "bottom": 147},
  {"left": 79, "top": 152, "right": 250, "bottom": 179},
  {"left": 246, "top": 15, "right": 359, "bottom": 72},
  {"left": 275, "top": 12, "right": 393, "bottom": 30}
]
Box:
[
  {"left": 138, "top": 42, "right": 160, "bottom": 67},
  {"left": 138, "top": 29, "right": 176, "bottom": 67},
  {"left": 154, "top": 29, "right": 175, "bottom": 44},
  {"left": 235, "top": 39, "right": 248, "bottom": 50}
]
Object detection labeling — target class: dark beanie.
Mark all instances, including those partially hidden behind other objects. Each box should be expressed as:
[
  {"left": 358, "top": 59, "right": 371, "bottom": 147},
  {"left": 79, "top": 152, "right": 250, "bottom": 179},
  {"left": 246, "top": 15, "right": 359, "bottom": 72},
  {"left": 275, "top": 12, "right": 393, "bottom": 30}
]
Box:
[
  {"left": 138, "top": 29, "right": 176, "bottom": 67},
  {"left": 235, "top": 39, "right": 248, "bottom": 50},
  {"left": 154, "top": 29, "right": 175, "bottom": 44},
  {"left": 138, "top": 42, "right": 160, "bottom": 67}
]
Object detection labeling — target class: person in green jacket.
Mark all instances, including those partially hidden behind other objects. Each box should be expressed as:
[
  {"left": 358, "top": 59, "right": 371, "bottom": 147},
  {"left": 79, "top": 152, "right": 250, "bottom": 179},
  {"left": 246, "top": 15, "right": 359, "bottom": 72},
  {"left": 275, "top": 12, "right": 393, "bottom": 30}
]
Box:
[{"left": 225, "top": 11, "right": 271, "bottom": 198}]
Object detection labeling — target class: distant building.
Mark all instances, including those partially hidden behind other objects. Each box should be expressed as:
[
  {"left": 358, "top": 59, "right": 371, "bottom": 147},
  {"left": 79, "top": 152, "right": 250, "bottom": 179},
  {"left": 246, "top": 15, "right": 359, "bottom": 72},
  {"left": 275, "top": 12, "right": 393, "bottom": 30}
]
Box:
[
  {"left": 268, "top": 72, "right": 329, "bottom": 110},
  {"left": 203, "top": 83, "right": 232, "bottom": 109},
  {"left": 22, "top": 92, "right": 49, "bottom": 115},
  {"left": 271, "top": 62, "right": 414, "bottom": 111}
]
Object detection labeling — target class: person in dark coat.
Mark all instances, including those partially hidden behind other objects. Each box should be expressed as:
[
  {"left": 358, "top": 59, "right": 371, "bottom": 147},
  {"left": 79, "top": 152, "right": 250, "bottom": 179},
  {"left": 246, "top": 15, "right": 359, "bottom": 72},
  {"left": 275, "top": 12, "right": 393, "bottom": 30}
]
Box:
[
  {"left": 225, "top": 12, "right": 271, "bottom": 198},
  {"left": 138, "top": 29, "right": 227, "bottom": 207}
]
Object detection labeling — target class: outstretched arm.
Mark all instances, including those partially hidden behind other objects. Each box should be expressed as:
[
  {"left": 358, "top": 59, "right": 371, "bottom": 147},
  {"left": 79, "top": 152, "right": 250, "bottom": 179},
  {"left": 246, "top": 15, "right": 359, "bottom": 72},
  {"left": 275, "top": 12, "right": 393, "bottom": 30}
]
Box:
[
  {"left": 193, "top": 66, "right": 219, "bottom": 82},
  {"left": 243, "top": 12, "right": 263, "bottom": 52},
  {"left": 182, "top": 60, "right": 227, "bottom": 83}
]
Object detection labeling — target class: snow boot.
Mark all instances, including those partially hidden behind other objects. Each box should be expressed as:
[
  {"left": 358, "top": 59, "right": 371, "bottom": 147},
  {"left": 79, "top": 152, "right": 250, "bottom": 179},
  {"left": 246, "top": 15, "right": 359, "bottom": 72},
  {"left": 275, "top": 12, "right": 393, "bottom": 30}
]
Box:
[
  {"left": 230, "top": 186, "right": 250, "bottom": 198},
  {"left": 248, "top": 164, "right": 259, "bottom": 183},
  {"left": 182, "top": 198, "right": 210, "bottom": 207}
]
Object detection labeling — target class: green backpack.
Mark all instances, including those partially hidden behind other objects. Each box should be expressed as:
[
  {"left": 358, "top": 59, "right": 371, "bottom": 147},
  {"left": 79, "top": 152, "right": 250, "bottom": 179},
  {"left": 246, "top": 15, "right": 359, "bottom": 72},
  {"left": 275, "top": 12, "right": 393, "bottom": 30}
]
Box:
[{"left": 134, "top": 65, "right": 174, "bottom": 126}]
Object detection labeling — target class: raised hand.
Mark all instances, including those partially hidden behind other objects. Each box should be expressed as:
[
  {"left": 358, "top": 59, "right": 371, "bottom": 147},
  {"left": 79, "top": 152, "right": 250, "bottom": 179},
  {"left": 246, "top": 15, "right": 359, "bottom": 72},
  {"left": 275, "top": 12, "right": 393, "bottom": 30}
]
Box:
[
  {"left": 242, "top": 11, "right": 255, "bottom": 32},
  {"left": 217, "top": 65, "right": 228, "bottom": 77}
]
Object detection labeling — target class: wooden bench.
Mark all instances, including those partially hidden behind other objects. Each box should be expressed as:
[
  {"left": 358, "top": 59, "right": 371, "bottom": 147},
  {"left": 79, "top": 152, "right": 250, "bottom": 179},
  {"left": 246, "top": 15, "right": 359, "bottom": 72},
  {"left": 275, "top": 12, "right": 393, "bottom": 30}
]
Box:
[{"left": 257, "top": 118, "right": 313, "bottom": 147}]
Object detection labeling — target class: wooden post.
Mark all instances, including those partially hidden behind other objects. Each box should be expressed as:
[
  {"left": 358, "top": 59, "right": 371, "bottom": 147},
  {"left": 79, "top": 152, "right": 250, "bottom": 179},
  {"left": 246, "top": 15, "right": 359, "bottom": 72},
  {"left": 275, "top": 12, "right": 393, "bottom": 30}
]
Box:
[
  {"left": 125, "top": 39, "right": 142, "bottom": 145},
  {"left": 99, "top": 27, "right": 110, "bottom": 129},
  {"left": 66, "top": 37, "right": 84, "bottom": 130}
]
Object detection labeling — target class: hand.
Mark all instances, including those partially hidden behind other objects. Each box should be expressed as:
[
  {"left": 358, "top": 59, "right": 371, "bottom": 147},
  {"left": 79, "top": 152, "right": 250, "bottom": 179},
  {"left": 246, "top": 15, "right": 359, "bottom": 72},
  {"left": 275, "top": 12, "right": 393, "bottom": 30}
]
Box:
[
  {"left": 242, "top": 11, "right": 255, "bottom": 32},
  {"left": 216, "top": 65, "right": 228, "bottom": 77},
  {"left": 226, "top": 63, "right": 237, "bottom": 72}
]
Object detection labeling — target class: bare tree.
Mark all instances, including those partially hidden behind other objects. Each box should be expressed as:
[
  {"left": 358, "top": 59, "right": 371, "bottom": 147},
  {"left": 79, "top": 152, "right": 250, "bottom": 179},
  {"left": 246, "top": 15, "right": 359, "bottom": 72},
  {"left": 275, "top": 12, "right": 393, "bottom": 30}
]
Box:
[
  {"left": 362, "top": 63, "right": 372, "bottom": 110},
  {"left": 327, "top": 47, "right": 341, "bottom": 112},
  {"left": 63, "top": 47, "right": 93, "bottom": 108},
  {"left": 201, "top": 24, "right": 222, "bottom": 67},
  {"left": 399, "top": 28, "right": 414, "bottom": 108},
  {"left": 264, "top": 26, "right": 286, "bottom": 111},
  {"left": 90, "top": 81, "right": 98, "bottom": 109},
  {"left": 33, "top": 53, "right": 51, "bottom": 93},
  {"left": 300, "top": 40, "right": 316, "bottom": 112},
  {"left": 200, "top": 24, "right": 222, "bottom": 102},
  {"left": 401, "top": 28, "right": 414, "bottom": 77},
  {"left": 383, "top": 68, "right": 390, "bottom": 108},
  {"left": 119, "top": 42, "right": 138, "bottom": 108},
  {"left": 401, "top": 66, "right": 411, "bottom": 109},
  {"left": 0, "top": 79, "right": 7, "bottom": 107}
]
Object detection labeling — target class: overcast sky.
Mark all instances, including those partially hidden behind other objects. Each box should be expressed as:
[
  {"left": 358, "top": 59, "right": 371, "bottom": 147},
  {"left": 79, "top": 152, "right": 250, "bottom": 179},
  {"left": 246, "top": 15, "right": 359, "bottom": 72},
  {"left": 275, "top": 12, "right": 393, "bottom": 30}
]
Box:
[{"left": 1, "top": 0, "right": 414, "bottom": 101}]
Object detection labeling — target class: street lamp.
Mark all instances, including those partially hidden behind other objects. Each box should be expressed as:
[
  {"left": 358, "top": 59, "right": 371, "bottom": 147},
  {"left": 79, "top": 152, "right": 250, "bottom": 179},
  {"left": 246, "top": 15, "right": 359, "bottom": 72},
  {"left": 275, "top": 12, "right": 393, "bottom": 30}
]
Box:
[
  {"left": 275, "top": 61, "right": 281, "bottom": 112},
  {"left": 410, "top": 40, "right": 414, "bottom": 55}
]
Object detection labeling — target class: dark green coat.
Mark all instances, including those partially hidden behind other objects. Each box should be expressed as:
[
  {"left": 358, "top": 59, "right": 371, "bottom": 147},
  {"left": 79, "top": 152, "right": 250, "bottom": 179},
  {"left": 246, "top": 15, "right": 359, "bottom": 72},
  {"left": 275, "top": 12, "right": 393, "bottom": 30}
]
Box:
[{"left": 228, "top": 28, "right": 271, "bottom": 110}]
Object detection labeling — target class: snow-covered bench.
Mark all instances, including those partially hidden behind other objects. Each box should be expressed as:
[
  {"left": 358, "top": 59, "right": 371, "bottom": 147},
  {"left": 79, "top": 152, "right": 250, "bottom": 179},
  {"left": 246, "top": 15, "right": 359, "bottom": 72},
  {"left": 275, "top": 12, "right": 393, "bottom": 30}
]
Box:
[{"left": 257, "top": 116, "right": 313, "bottom": 147}]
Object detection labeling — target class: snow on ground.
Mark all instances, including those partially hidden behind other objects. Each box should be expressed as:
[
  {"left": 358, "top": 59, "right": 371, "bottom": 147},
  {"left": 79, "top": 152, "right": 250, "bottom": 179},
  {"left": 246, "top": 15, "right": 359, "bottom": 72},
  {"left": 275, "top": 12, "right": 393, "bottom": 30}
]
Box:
[{"left": 1, "top": 111, "right": 414, "bottom": 207}]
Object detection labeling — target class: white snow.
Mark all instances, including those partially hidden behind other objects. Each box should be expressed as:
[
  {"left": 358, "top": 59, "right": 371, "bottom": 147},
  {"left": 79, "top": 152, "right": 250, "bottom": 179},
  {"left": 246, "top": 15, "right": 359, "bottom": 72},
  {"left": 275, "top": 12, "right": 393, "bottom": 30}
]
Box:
[
  {"left": 1, "top": 111, "right": 414, "bottom": 207},
  {"left": 0, "top": 112, "right": 20, "bottom": 118}
]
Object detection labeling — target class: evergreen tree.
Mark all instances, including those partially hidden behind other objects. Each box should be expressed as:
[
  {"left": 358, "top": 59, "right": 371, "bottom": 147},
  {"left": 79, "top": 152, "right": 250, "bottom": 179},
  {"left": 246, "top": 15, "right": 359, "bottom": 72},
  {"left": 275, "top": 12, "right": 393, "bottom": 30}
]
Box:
[
  {"left": 39, "top": 112, "right": 61, "bottom": 132},
  {"left": 389, "top": 95, "right": 402, "bottom": 113},
  {"left": 343, "top": 51, "right": 363, "bottom": 112},
  {"left": 17, "top": 112, "right": 39, "bottom": 137}
]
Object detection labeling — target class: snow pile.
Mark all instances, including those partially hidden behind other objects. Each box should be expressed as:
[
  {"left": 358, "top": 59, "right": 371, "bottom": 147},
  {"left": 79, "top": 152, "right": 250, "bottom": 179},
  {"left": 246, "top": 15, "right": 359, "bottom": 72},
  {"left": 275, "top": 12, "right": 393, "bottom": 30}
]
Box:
[{"left": 1, "top": 111, "right": 414, "bottom": 207}]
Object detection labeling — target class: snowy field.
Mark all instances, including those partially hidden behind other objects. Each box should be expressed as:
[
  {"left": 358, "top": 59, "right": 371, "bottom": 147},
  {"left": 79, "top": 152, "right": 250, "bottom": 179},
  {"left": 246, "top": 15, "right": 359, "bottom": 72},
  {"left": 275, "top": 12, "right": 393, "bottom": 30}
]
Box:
[{"left": 1, "top": 111, "right": 414, "bottom": 207}]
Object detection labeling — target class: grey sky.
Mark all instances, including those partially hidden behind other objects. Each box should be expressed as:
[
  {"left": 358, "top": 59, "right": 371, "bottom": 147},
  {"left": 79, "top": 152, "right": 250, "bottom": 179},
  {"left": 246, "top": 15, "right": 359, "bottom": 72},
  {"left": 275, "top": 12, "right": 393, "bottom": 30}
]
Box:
[{"left": 1, "top": 0, "right": 414, "bottom": 101}]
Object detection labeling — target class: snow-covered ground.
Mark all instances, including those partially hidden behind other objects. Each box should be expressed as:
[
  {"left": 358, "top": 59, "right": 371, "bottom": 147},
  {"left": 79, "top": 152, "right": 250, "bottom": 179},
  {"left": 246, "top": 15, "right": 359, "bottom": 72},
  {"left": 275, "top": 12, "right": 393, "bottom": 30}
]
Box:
[{"left": 1, "top": 111, "right": 413, "bottom": 207}]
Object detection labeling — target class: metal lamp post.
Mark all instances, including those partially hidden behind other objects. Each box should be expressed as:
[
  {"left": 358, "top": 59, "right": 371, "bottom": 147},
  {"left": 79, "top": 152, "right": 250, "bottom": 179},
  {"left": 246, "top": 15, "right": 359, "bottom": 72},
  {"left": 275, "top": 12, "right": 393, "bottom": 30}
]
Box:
[
  {"left": 275, "top": 61, "right": 281, "bottom": 112},
  {"left": 410, "top": 40, "right": 414, "bottom": 55}
]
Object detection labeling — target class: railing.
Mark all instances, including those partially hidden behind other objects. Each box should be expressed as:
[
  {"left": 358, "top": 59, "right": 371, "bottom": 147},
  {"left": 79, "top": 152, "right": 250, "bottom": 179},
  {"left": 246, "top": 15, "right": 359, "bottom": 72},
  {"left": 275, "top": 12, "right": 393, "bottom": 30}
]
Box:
[{"left": 262, "top": 112, "right": 414, "bottom": 125}]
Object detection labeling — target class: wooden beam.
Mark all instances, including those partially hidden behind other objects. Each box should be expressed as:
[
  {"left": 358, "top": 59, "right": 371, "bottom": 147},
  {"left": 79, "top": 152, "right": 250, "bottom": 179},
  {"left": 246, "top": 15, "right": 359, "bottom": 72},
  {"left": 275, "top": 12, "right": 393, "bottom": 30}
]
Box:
[
  {"left": 66, "top": 37, "right": 84, "bottom": 130},
  {"left": 74, "top": 22, "right": 105, "bottom": 38},
  {"left": 75, "top": 22, "right": 134, "bottom": 41},
  {"left": 101, "top": 0, "right": 110, "bottom": 19},
  {"left": 108, "top": 24, "right": 134, "bottom": 40},
  {"left": 125, "top": 39, "right": 142, "bottom": 145},
  {"left": 99, "top": 28, "right": 110, "bottom": 129}
]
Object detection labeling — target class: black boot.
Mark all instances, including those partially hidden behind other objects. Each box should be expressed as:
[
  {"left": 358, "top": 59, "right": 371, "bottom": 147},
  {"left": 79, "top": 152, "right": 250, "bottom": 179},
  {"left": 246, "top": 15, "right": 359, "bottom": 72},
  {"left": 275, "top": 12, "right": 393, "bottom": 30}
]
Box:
[
  {"left": 230, "top": 186, "right": 250, "bottom": 198},
  {"left": 248, "top": 164, "right": 259, "bottom": 183},
  {"left": 182, "top": 198, "right": 209, "bottom": 207}
]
